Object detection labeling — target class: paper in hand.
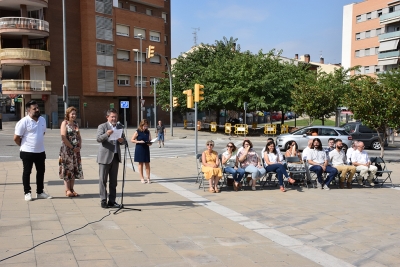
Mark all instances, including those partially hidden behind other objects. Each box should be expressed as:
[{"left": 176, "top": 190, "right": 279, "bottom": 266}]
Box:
[{"left": 109, "top": 129, "right": 123, "bottom": 141}]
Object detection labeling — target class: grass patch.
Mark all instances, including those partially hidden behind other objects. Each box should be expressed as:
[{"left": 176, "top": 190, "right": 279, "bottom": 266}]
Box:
[{"left": 284, "top": 119, "right": 336, "bottom": 127}]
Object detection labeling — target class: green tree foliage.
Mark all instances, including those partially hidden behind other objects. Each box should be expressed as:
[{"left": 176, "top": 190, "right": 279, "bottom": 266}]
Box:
[{"left": 345, "top": 69, "right": 400, "bottom": 157}]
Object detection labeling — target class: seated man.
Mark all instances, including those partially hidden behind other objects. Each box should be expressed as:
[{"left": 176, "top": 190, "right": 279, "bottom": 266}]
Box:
[
  {"left": 324, "top": 138, "right": 336, "bottom": 165},
  {"left": 302, "top": 139, "right": 313, "bottom": 161},
  {"left": 307, "top": 138, "right": 338, "bottom": 190},
  {"left": 329, "top": 139, "right": 356, "bottom": 189},
  {"left": 346, "top": 141, "right": 358, "bottom": 165},
  {"left": 352, "top": 141, "right": 377, "bottom": 186}
]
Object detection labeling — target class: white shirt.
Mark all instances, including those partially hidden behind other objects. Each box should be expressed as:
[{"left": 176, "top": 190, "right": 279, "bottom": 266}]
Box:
[
  {"left": 15, "top": 115, "right": 46, "bottom": 153},
  {"left": 261, "top": 147, "right": 283, "bottom": 162},
  {"left": 309, "top": 149, "right": 327, "bottom": 165},
  {"left": 346, "top": 147, "right": 356, "bottom": 164},
  {"left": 222, "top": 151, "right": 237, "bottom": 168},
  {"left": 329, "top": 149, "right": 346, "bottom": 166},
  {"left": 352, "top": 150, "right": 370, "bottom": 164},
  {"left": 302, "top": 147, "right": 312, "bottom": 160},
  {"left": 263, "top": 152, "right": 279, "bottom": 166}
]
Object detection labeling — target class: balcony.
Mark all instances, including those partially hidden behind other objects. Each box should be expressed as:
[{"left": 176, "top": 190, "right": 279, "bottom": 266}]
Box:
[
  {"left": 0, "top": 17, "right": 49, "bottom": 37},
  {"left": 379, "top": 31, "right": 400, "bottom": 41},
  {"left": 0, "top": 48, "right": 50, "bottom": 65},
  {"left": 380, "top": 10, "right": 400, "bottom": 25},
  {"left": 1, "top": 80, "right": 51, "bottom": 94},
  {"left": 378, "top": 50, "right": 400, "bottom": 59}
]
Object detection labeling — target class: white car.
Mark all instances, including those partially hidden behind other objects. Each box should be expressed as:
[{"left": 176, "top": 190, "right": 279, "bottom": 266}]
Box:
[{"left": 276, "top": 126, "right": 353, "bottom": 151}]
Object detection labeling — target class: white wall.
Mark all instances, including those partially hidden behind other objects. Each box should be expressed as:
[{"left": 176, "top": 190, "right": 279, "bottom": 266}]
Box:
[{"left": 342, "top": 4, "right": 354, "bottom": 69}]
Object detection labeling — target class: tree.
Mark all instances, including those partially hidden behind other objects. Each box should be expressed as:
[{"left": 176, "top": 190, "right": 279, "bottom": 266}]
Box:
[{"left": 345, "top": 70, "right": 400, "bottom": 157}]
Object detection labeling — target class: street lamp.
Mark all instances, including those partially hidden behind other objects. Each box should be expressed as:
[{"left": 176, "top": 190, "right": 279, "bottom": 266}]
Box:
[
  {"left": 62, "top": 0, "right": 68, "bottom": 114},
  {"left": 132, "top": 48, "right": 139, "bottom": 127},
  {"left": 138, "top": 33, "right": 143, "bottom": 121}
]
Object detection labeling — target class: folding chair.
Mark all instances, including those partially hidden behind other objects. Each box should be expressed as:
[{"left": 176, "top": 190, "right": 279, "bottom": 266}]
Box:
[
  {"left": 218, "top": 154, "right": 229, "bottom": 190},
  {"left": 371, "top": 157, "right": 394, "bottom": 188},
  {"left": 286, "top": 156, "right": 308, "bottom": 189},
  {"left": 196, "top": 153, "right": 206, "bottom": 191},
  {"left": 260, "top": 157, "right": 278, "bottom": 188},
  {"left": 304, "top": 161, "right": 317, "bottom": 188}
]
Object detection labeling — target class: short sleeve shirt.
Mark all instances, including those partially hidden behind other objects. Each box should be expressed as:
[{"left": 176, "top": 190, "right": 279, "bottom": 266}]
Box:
[
  {"left": 237, "top": 148, "right": 259, "bottom": 168},
  {"left": 352, "top": 150, "right": 370, "bottom": 164},
  {"left": 222, "top": 151, "right": 237, "bottom": 168},
  {"left": 156, "top": 125, "right": 165, "bottom": 134},
  {"left": 15, "top": 115, "right": 46, "bottom": 152}
]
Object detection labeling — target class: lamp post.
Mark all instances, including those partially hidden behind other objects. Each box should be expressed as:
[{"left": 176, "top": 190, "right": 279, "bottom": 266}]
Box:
[
  {"left": 133, "top": 48, "right": 139, "bottom": 127},
  {"left": 62, "top": 0, "right": 68, "bottom": 113},
  {"left": 138, "top": 34, "right": 143, "bottom": 121},
  {"left": 153, "top": 79, "right": 157, "bottom": 130}
]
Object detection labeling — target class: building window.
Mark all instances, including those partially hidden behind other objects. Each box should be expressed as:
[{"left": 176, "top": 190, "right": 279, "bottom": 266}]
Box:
[
  {"left": 117, "top": 49, "right": 130, "bottom": 61},
  {"left": 364, "top": 66, "right": 370, "bottom": 74},
  {"left": 377, "top": 10, "right": 382, "bottom": 17},
  {"left": 118, "top": 1, "right": 122, "bottom": 8},
  {"left": 97, "top": 69, "right": 114, "bottom": 92},
  {"left": 146, "top": 9, "right": 152, "bottom": 16},
  {"left": 130, "top": 5, "right": 136, "bottom": 11},
  {"left": 365, "top": 48, "right": 370, "bottom": 56},
  {"left": 162, "top": 12, "right": 167, "bottom": 23},
  {"left": 95, "top": 0, "right": 112, "bottom": 15},
  {"left": 117, "top": 75, "right": 130, "bottom": 86},
  {"left": 116, "top": 24, "right": 129, "bottom": 37},
  {"left": 375, "top": 66, "right": 380, "bottom": 73},
  {"left": 97, "top": 42, "right": 113, "bottom": 66},
  {"left": 376, "top": 28, "right": 381, "bottom": 35},
  {"left": 150, "top": 77, "right": 160, "bottom": 86},
  {"left": 164, "top": 35, "right": 168, "bottom": 44},
  {"left": 356, "top": 15, "right": 361, "bottom": 22},
  {"left": 135, "top": 76, "right": 147, "bottom": 87},
  {"left": 389, "top": 7, "right": 394, "bottom": 13},
  {"left": 375, "top": 47, "right": 379, "bottom": 55},
  {"left": 96, "top": 16, "right": 113, "bottom": 41},
  {"left": 365, "top": 31, "right": 370, "bottom": 38},
  {"left": 356, "top": 33, "right": 360, "bottom": 40},
  {"left": 355, "top": 50, "right": 360, "bottom": 57},
  {"left": 366, "top": 12, "right": 371, "bottom": 20},
  {"left": 134, "top": 28, "right": 145, "bottom": 39},
  {"left": 150, "top": 55, "right": 161, "bottom": 64},
  {"left": 134, "top": 52, "right": 146, "bottom": 62},
  {"left": 149, "top": 31, "right": 160, "bottom": 42}
]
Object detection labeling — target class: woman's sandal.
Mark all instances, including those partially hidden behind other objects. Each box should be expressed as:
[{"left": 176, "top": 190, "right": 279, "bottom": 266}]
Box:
[
  {"left": 208, "top": 188, "right": 215, "bottom": 193},
  {"left": 280, "top": 186, "right": 286, "bottom": 192},
  {"left": 214, "top": 187, "right": 220, "bottom": 193},
  {"left": 71, "top": 189, "right": 79, "bottom": 197},
  {"left": 233, "top": 182, "right": 238, "bottom": 192},
  {"left": 65, "top": 190, "right": 74, "bottom": 197},
  {"left": 288, "top": 177, "right": 296, "bottom": 184},
  {"left": 147, "top": 179, "right": 151, "bottom": 184},
  {"left": 140, "top": 179, "right": 146, "bottom": 184}
]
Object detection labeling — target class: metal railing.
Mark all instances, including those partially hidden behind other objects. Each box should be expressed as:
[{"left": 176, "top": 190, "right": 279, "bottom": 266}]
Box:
[
  {"left": 1, "top": 80, "right": 51, "bottom": 92},
  {"left": 0, "top": 48, "right": 50, "bottom": 62},
  {"left": 0, "top": 17, "right": 49, "bottom": 32},
  {"left": 380, "top": 10, "right": 400, "bottom": 23},
  {"left": 378, "top": 51, "right": 400, "bottom": 59},
  {"left": 379, "top": 31, "right": 400, "bottom": 41}
]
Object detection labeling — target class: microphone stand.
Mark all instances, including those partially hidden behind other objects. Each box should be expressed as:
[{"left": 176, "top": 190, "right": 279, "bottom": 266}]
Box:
[{"left": 114, "top": 125, "right": 141, "bottom": 214}]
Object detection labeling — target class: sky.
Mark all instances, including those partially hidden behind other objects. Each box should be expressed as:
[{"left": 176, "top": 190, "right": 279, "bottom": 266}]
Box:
[{"left": 171, "top": 0, "right": 354, "bottom": 64}]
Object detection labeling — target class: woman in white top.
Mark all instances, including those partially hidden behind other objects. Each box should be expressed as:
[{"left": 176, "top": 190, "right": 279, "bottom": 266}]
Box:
[
  {"left": 263, "top": 141, "right": 291, "bottom": 192},
  {"left": 221, "top": 142, "right": 245, "bottom": 191}
]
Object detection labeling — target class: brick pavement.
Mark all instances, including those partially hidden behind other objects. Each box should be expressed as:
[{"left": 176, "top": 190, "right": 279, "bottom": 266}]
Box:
[{"left": 1, "top": 124, "right": 400, "bottom": 266}]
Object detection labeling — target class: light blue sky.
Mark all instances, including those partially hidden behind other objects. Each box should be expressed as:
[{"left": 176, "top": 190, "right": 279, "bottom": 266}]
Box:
[{"left": 171, "top": 0, "right": 353, "bottom": 64}]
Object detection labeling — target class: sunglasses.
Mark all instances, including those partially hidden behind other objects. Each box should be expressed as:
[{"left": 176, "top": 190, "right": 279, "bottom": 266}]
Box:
[
  {"left": 227, "top": 145, "right": 233, "bottom": 148},
  {"left": 207, "top": 143, "right": 214, "bottom": 146}
]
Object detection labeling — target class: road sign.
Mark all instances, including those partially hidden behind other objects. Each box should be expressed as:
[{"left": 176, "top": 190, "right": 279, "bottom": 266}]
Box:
[
  {"left": 120, "top": 101, "right": 129, "bottom": 109},
  {"left": 110, "top": 103, "right": 114, "bottom": 109},
  {"left": 141, "top": 99, "right": 145, "bottom": 106}
]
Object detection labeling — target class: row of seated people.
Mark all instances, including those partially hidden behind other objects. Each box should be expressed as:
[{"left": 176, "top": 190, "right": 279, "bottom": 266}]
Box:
[{"left": 201, "top": 137, "right": 377, "bottom": 193}]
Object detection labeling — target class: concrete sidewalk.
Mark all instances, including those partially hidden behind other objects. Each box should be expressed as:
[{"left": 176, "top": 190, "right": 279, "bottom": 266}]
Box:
[{"left": 1, "top": 150, "right": 400, "bottom": 266}]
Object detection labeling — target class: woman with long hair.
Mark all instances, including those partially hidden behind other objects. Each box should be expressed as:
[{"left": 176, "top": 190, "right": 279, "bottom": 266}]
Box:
[
  {"left": 201, "top": 140, "right": 223, "bottom": 193},
  {"left": 221, "top": 142, "right": 245, "bottom": 191},
  {"left": 131, "top": 119, "right": 152, "bottom": 183},
  {"left": 59, "top": 106, "right": 84, "bottom": 197},
  {"left": 264, "top": 141, "right": 291, "bottom": 192}
]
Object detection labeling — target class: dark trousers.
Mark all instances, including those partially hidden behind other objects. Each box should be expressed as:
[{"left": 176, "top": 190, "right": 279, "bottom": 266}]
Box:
[
  {"left": 99, "top": 154, "right": 119, "bottom": 203},
  {"left": 309, "top": 165, "right": 338, "bottom": 185},
  {"left": 20, "top": 151, "right": 46, "bottom": 194},
  {"left": 265, "top": 164, "right": 289, "bottom": 186}
]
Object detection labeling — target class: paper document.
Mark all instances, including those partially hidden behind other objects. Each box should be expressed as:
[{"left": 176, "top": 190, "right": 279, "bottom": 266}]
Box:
[
  {"left": 148, "top": 137, "right": 158, "bottom": 143},
  {"left": 109, "top": 129, "right": 123, "bottom": 141}
]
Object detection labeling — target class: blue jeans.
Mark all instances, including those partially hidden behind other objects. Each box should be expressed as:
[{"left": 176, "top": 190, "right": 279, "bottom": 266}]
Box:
[
  {"left": 309, "top": 165, "right": 338, "bottom": 185},
  {"left": 244, "top": 165, "right": 266, "bottom": 180},
  {"left": 224, "top": 167, "right": 245, "bottom": 182},
  {"left": 157, "top": 133, "right": 164, "bottom": 142},
  {"left": 265, "top": 164, "right": 289, "bottom": 186}
]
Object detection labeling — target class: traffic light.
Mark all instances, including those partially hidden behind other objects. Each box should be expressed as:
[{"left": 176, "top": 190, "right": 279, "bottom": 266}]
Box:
[
  {"left": 194, "top": 83, "right": 204, "bottom": 102},
  {"left": 147, "top": 45, "right": 155, "bottom": 58},
  {"left": 173, "top": 97, "right": 179, "bottom": 107},
  {"left": 183, "top": 89, "right": 194, "bottom": 108}
]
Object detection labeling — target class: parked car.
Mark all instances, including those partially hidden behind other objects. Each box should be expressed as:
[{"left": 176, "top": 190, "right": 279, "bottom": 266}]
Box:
[
  {"left": 276, "top": 126, "right": 353, "bottom": 151},
  {"left": 9, "top": 106, "right": 15, "bottom": 113},
  {"left": 341, "top": 122, "right": 388, "bottom": 150},
  {"left": 271, "top": 112, "right": 287, "bottom": 121},
  {"left": 285, "top": 112, "right": 293, "bottom": 120}
]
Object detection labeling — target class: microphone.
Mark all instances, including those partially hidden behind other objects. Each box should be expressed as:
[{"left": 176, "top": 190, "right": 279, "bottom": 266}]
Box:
[{"left": 117, "top": 121, "right": 125, "bottom": 128}]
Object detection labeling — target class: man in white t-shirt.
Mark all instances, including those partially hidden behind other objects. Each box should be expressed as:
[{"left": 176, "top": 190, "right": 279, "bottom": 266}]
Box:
[
  {"left": 302, "top": 139, "right": 313, "bottom": 161},
  {"left": 352, "top": 141, "right": 377, "bottom": 186},
  {"left": 14, "top": 100, "right": 52, "bottom": 201}
]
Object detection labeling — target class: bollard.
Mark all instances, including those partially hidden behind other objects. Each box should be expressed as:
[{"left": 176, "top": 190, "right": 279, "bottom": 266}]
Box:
[
  {"left": 0, "top": 113, "right": 2, "bottom": 130},
  {"left": 50, "top": 121, "right": 53, "bottom": 130}
]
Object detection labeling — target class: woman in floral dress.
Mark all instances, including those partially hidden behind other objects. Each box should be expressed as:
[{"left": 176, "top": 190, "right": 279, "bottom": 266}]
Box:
[{"left": 59, "top": 106, "right": 84, "bottom": 197}]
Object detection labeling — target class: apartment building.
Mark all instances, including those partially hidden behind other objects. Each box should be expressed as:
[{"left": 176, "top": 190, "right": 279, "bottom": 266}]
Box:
[
  {"left": 342, "top": 0, "right": 400, "bottom": 76},
  {"left": 0, "top": 0, "right": 171, "bottom": 127}
]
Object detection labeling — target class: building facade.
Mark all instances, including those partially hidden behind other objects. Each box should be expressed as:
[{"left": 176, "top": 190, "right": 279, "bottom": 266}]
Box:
[
  {"left": 1, "top": 0, "right": 171, "bottom": 128},
  {"left": 342, "top": 0, "right": 400, "bottom": 76}
]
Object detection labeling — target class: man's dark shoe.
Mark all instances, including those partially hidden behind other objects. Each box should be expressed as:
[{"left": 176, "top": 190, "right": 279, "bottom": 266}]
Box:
[
  {"left": 339, "top": 182, "right": 345, "bottom": 189},
  {"left": 347, "top": 182, "right": 352, "bottom": 189},
  {"left": 108, "top": 202, "right": 121, "bottom": 208},
  {"left": 101, "top": 201, "right": 108, "bottom": 209}
]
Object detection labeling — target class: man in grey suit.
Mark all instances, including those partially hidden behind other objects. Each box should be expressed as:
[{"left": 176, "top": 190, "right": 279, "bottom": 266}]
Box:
[{"left": 97, "top": 109, "right": 124, "bottom": 208}]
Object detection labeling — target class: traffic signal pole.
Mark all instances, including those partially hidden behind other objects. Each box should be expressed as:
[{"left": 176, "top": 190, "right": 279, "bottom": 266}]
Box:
[{"left": 195, "top": 101, "right": 198, "bottom": 156}]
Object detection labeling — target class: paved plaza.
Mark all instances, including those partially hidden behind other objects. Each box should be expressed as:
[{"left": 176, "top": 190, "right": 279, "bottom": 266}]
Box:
[{"left": 0, "top": 123, "right": 400, "bottom": 266}]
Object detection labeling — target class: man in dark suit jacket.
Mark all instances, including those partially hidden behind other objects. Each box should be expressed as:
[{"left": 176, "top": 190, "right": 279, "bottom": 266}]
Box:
[{"left": 97, "top": 109, "right": 124, "bottom": 208}]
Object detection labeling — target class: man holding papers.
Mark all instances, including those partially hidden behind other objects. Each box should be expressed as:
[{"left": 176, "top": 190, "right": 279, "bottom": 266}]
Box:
[{"left": 96, "top": 108, "right": 124, "bottom": 209}]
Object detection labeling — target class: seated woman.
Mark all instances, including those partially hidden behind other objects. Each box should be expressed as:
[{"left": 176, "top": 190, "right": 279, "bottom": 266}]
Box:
[
  {"left": 285, "top": 140, "right": 302, "bottom": 161},
  {"left": 264, "top": 141, "right": 291, "bottom": 192},
  {"left": 201, "top": 140, "right": 222, "bottom": 193},
  {"left": 237, "top": 139, "right": 266, "bottom": 191},
  {"left": 222, "top": 142, "right": 245, "bottom": 191}
]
